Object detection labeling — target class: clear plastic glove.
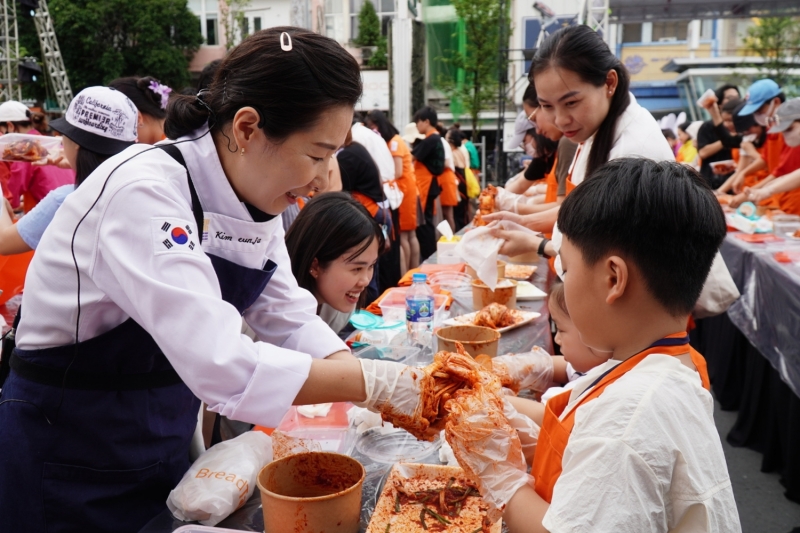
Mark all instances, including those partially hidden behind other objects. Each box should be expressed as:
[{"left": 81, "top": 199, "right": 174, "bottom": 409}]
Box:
[
  {"left": 504, "top": 396, "right": 540, "bottom": 465},
  {"left": 445, "top": 383, "right": 532, "bottom": 524},
  {"left": 494, "top": 186, "right": 523, "bottom": 213},
  {"left": 487, "top": 220, "right": 544, "bottom": 258},
  {"left": 354, "top": 359, "right": 434, "bottom": 437},
  {"left": 491, "top": 348, "right": 554, "bottom": 394}
]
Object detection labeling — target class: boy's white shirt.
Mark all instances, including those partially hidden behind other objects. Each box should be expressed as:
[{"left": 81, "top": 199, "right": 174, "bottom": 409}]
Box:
[
  {"left": 540, "top": 362, "right": 587, "bottom": 404},
  {"left": 542, "top": 353, "right": 741, "bottom": 533}
]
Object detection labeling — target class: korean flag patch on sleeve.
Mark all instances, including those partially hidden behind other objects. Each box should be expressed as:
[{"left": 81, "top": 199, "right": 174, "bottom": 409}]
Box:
[{"left": 151, "top": 217, "right": 200, "bottom": 256}]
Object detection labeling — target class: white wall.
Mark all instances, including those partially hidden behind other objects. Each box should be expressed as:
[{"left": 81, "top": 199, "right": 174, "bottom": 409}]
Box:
[{"left": 241, "top": 0, "right": 292, "bottom": 32}]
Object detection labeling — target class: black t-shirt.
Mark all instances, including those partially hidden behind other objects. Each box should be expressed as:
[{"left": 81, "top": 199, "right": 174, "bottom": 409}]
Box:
[
  {"left": 696, "top": 120, "right": 741, "bottom": 183},
  {"left": 412, "top": 133, "right": 445, "bottom": 176},
  {"left": 337, "top": 142, "right": 385, "bottom": 203}
]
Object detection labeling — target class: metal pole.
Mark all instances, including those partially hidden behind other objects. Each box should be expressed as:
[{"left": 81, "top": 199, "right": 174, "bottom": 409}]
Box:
[
  {"left": 480, "top": 135, "right": 486, "bottom": 189},
  {"left": 494, "top": 0, "right": 505, "bottom": 186}
]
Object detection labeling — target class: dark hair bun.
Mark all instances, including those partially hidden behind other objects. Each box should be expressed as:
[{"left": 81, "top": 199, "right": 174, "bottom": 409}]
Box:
[{"left": 109, "top": 76, "right": 168, "bottom": 120}]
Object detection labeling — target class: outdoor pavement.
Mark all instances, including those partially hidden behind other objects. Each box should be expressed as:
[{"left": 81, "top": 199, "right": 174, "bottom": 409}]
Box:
[{"left": 715, "top": 399, "right": 800, "bottom": 532}]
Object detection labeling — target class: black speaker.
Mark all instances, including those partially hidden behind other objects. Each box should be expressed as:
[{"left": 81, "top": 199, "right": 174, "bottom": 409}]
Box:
[
  {"left": 18, "top": 60, "right": 42, "bottom": 83},
  {"left": 18, "top": 0, "right": 39, "bottom": 17}
]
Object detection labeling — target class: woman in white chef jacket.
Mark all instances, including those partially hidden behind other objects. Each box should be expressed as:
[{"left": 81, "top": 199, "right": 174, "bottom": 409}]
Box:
[{"left": 0, "top": 28, "right": 422, "bottom": 532}]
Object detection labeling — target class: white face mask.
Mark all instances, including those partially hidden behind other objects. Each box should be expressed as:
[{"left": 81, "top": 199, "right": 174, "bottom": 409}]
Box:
[
  {"left": 523, "top": 141, "right": 537, "bottom": 158},
  {"left": 742, "top": 133, "right": 758, "bottom": 143},
  {"left": 754, "top": 100, "right": 776, "bottom": 126},
  {"left": 784, "top": 122, "right": 800, "bottom": 148}
]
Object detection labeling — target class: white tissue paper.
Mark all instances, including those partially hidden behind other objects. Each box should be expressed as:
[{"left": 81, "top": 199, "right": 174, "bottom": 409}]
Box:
[
  {"left": 455, "top": 226, "right": 503, "bottom": 290},
  {"left": 347, "top": 406, "right": 384, "bottom": 435},
  {"left": 297, "top": 403, "right": 333, "bottom": 418}
]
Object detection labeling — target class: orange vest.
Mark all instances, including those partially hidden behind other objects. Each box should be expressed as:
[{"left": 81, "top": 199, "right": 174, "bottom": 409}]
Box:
[{"left": 530, "top": 333, "right": 710, "bottom": 503}]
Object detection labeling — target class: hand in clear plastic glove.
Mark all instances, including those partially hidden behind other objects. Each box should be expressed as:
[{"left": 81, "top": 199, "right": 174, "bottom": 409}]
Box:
[
  {"left": 491, "top": 347, "right": 554, "bottom": 394},
  {"left": 354, "top": 359, "right": 437, "bottom": 439},
  {"left": 445, "top": 381, "right": 533, "bottom": 525},
  {"left": 487, "top": 220, "right": 545, "bottom": 258},
  {"left": 494, "top": 186, "right": 524, "bottom": 213}
]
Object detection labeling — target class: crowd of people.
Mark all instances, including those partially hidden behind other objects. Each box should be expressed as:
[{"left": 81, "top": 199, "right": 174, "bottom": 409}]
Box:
[{"left": 0, "top": 21, "right": 799, "bottom": 533}]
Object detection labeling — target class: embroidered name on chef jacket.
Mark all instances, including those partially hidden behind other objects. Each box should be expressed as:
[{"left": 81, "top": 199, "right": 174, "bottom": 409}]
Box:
[
  {"left": 200, "top": 211, "right": 272, "bottom": 270},
  {"left": 151, "top": 217, "right": 200, "bottom": 256}
]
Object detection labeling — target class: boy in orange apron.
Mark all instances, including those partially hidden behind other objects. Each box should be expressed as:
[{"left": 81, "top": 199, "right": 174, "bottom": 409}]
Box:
[{"left": 446, "top": 158, "right": 740, "bottom": 533}]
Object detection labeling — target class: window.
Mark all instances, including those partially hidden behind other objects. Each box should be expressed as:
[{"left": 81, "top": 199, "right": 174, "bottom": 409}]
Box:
[
  {"left": 239, "top": 17, "right": 249, "bottom": 39},
  {"left": 621, "top": 23, "right": 642, "bottom": 43},
  {"left": 652, "top": 20, "right": 688, "bottom": 42},
  {"left": 254, "top": 17, "right": 262, "bottom": 32},
  {"left": 350, "top": 0, "right": 396, "bottom": 43},
  {"left": 193, "top": 0, "right": 219, "bottom": 47},
  {"left": 206, "top": 16, "right": 218, "bottom": 45},
  {"left": 325, "top": 0, "right": 346, "bottom": 43}
]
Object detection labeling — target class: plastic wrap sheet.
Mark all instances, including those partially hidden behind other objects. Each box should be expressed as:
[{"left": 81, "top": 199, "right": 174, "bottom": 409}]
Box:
[{"left": 720, "top": 235, "right": 800, "bottom": 398}]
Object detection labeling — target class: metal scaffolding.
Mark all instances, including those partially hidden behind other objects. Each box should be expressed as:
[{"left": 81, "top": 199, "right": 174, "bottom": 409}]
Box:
[
  {"left": 0, "top": 0, "right": 21, "bottom": 102},
  {"left": 578, "top": 0, "right": 610, "bottom": 42},
  {"left": 33, "top": 0, "right": 72, "bottom": 110}
]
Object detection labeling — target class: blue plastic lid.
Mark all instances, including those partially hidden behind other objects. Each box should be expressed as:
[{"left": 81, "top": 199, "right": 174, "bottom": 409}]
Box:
[{"left": 412, "top": 273, "right": 427, "bottom": 282}]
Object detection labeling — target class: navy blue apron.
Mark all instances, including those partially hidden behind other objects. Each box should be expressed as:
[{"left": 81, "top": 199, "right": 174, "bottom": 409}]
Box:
[{"left": 0, "top": 145, "right": 277, "bottom": 533}]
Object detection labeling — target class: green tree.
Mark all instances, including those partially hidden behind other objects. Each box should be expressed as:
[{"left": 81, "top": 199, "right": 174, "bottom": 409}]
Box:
[
  {"left": 220, "top": 0, "right": 251, "bottom": 51},
  {"left": 354, "top": 1, "right": 380, "bottom": 46},
  {"left": 41, "top": 0, "right": 203, "bottom": 92},
  {"left": 743, "top": 17, "right": 800, "bottom": 90},
  {"left": 441, "top": 0, "right": 511, "bottom": 139},
  {"left": 368, "top": 35, "right": 388, "bottom": 69}
]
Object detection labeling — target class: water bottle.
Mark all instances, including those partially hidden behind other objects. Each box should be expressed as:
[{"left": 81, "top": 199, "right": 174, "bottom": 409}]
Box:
[{"left": 406, "top": 273, "right": 434, "bottom": 348}]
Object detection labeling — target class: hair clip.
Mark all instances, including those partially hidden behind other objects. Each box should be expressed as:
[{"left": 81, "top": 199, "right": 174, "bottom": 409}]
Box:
[
  {"left": 148, "top": 80, "right": 172, "bottom": 110},
  {"left": 194, "top": 91, "right": 213, "bottom": 113},
  {"left": 280, "top": 32, "right": 292, "bottom": 51}
]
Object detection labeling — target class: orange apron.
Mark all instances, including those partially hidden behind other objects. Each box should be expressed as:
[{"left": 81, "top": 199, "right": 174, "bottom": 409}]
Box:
[
  {"left": 543, "top": 154, "right": 578, "bottom": 204},
  {"left": 350, "top": 191, "right": 380, "bottom": 217},
  {"left": 531, "top": 333, "right": 710, "bottom": 503}
]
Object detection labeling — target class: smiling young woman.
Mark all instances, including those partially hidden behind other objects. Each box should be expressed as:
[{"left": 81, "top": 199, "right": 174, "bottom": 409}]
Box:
[
  {"left": 485, "top": 25, "right": 674, "bottom": 255},
  {"left": 285, "top": 192, "right": 385, "bottom": 334}
]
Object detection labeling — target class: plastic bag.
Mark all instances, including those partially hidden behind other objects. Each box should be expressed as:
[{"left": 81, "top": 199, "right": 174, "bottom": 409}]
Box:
[
  {"left": 271, "top": 429, "right": 322, "bottom": 460},
  {"left": 383, "top": 181, "right": 404, "bottom": 210},
  {"left": 465, "top": 167, "right": 481, "bottom": 199},
  {"left": 694, "top": 251, "right": 740, "bottom": 318},
  {"left": 167, "top": 431, "right": 273, "bottom": 526}
]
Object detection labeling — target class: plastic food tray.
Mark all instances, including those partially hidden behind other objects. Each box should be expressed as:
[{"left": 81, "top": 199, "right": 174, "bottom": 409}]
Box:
[
  {"left": 355, "top": 427, "right": 441, "bottom": 464},
  {"left": 378, "top": 288, "right": 449, "bottom": 325},
  {"left": 275, "top": 402, "right": 355, "bottom": 455},
  {"left": 365, "top": 463, "right": 501, "bottom": 533},
  {"left": 354, "top": 344, "right": 421, "bottom": 365},
  {"left": 173, "top": 526, "right": 243, "bottom": 532}
]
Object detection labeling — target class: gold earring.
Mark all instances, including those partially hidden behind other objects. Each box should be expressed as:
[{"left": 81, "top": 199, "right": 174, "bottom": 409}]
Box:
[{"left": 240, "top": 148, "right": 245, "bottom": 157}]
